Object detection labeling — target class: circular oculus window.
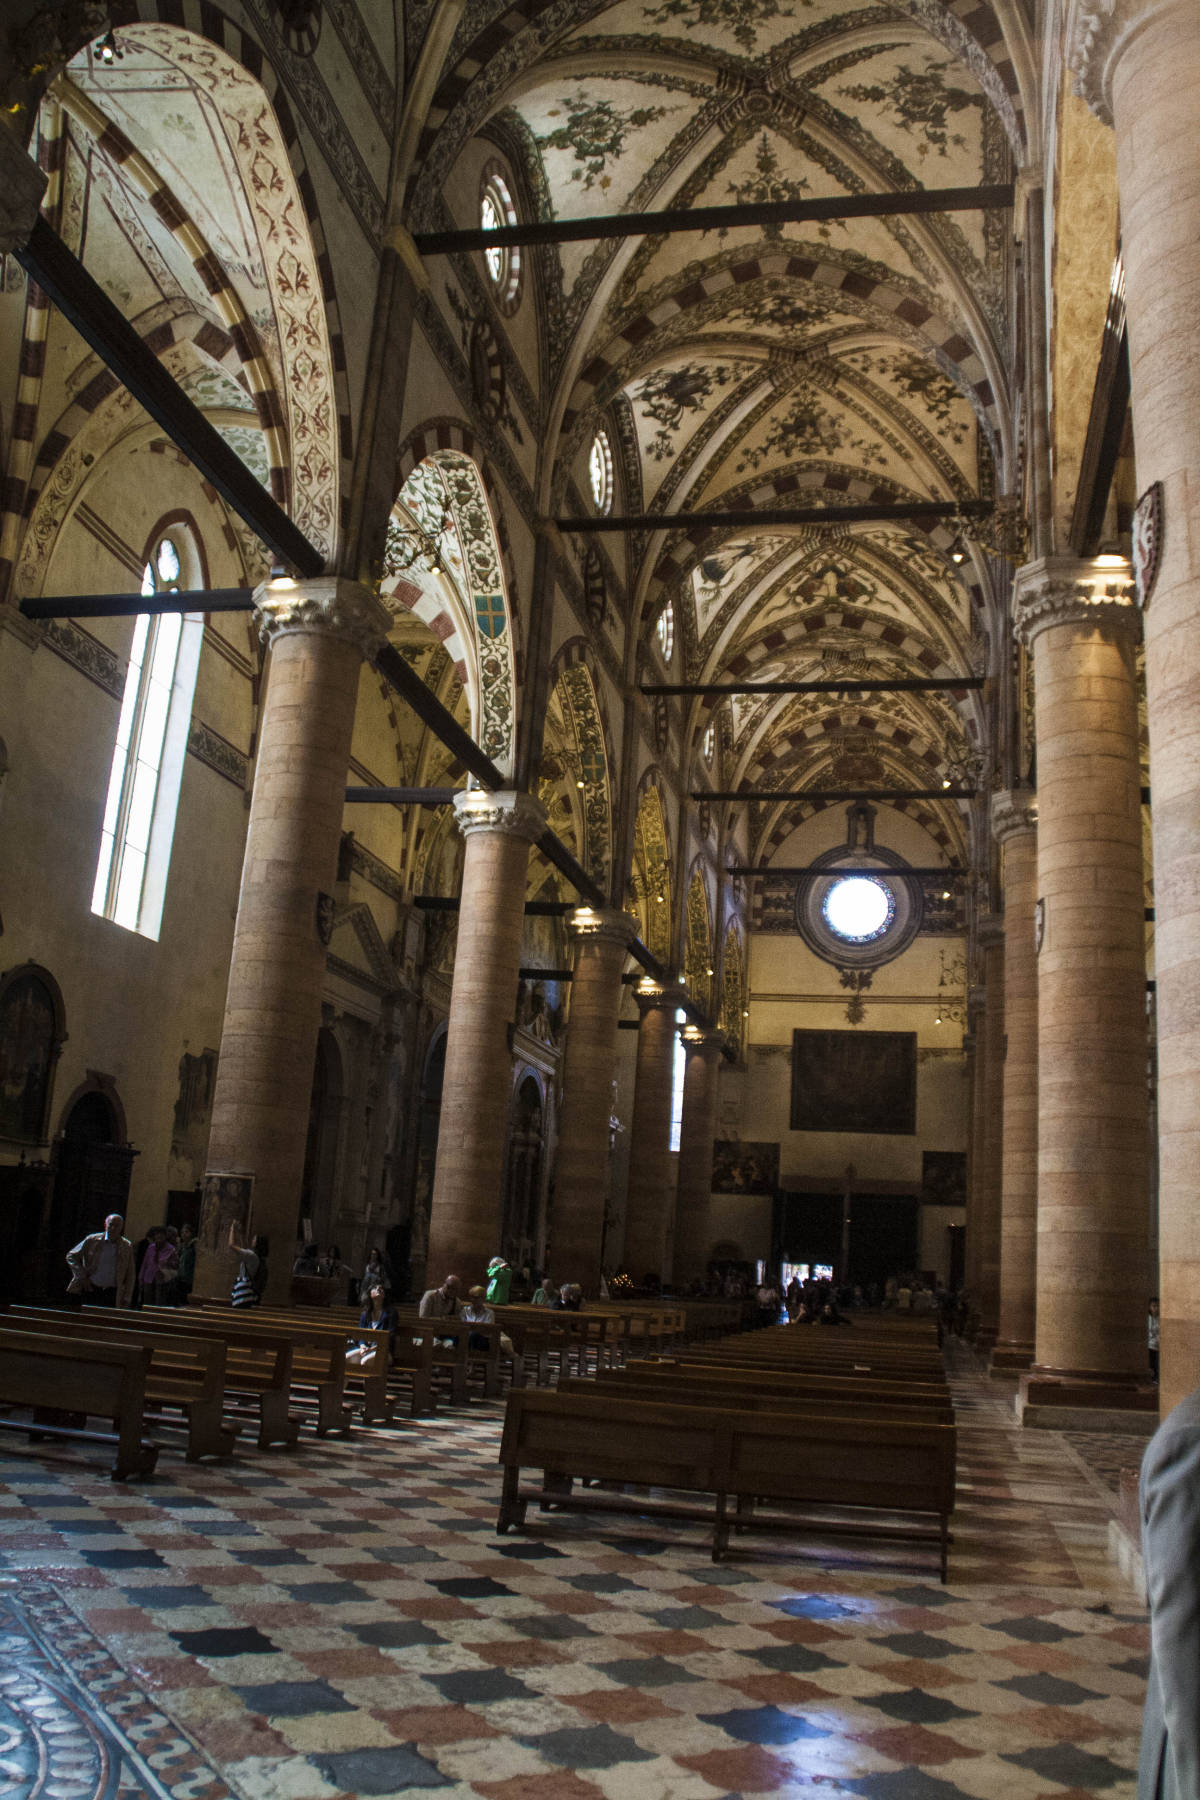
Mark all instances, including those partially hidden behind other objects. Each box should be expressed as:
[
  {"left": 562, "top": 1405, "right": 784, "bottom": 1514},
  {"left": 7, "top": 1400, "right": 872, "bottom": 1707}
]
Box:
[{"left": 821, "top": 875, "right": 895, "bottom": 944}]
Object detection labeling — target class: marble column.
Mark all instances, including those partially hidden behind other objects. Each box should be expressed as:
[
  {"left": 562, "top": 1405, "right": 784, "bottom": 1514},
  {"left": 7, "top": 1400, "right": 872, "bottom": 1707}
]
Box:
[
  {"left": 975, "top": 917, "right": 1006, "bottom": 1352},
  {"left": 424, "top": 790, "right": 546, "bottom": 1284},
  {"left": 1013, "top": 556, "right": 1152, "bottom": 1424},
  {"left": 990, "top": 793, "right": 1040, "bottom": 1373},
  {"left": 552, "top": 906, "right": 636, "bottom": 1295},
  {"left": 673, "top": 1033, "right": 723, "bottom": 1288},
  {"left": 196, "top": 579, "right": 389, "bottom": 1304},
  {"left": 622, "top": 982, "right": 684, "bottom": 1282},
  {"left": 1068, "top": 0, "right": 1200, "bottom": 1416}
]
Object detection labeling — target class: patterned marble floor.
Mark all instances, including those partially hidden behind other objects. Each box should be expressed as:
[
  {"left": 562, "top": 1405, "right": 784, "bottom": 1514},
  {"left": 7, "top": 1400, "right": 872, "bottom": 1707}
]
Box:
[{"left": 0, "top": 1345, "right": 1149, "bottom": 1800}]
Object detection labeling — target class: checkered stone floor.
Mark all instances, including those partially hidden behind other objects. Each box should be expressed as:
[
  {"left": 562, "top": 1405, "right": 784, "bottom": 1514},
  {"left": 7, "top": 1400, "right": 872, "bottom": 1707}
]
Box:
[{"left": 0, "top": 1350, "right": 1149, "bottom": 1800}]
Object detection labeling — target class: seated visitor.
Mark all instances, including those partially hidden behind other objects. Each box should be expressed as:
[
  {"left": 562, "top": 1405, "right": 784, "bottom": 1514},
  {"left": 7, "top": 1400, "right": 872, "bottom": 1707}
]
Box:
[
  {"left": 819, "top": 1301, "right": 852, "bottom": 1326},
  {"left": 348, "top": 1281, "right": 396, "bottom": 1364},
  {"left": 531, "top": 1271, "right": 555, "bottom": 1305},
  {"left": 419, "top": 1273, "right": 461, "bottom": 1317}
]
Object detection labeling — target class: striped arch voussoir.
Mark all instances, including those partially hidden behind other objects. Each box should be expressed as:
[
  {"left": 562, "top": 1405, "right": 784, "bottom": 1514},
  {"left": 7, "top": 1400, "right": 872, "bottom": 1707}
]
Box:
[
  {"left": 756, "top": 794, "right": 958, "bottom": 867},
  {"left": 744, "top": 711, "right": 950, "bottom": 791}
]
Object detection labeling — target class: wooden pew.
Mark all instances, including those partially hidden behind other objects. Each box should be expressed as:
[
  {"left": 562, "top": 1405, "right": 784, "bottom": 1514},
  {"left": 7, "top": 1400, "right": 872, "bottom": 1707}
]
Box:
[
  {"left": 496, "top": 1387, "right": 955, "bottom": 1579},
  {"left": 563, "top": 1370, "right": 955, "bottom": 1425},
  {"left": 0, "top": 1326, "right": 159, "bottom": 1479},
  {"left": 193, "top": 1302, "right": 372, "bottom": 1433},
  {"left": 305, "top": 1306, "right": 439, "bottom": 1416},
  {"left": 4, "top": 1310, "right": 235, "bottom": 1460}
]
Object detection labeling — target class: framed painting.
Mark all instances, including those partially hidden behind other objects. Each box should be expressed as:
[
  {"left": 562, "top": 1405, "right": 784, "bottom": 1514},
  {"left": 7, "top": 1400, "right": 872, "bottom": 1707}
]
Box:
[
  {"left": 790, "top": 1029, "right": 917, "bottom": 1135},
  {"left": 711, "top": 1141, "right": 780, "bottom": 1194}
]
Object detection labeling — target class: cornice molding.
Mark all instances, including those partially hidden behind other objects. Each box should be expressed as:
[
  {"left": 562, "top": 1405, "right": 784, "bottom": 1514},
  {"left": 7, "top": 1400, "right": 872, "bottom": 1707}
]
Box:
[
  {"left": 452, "top": 788, "right": 547, "bottom": 845},
  {"left": 254, "top": 578, "right": 391, "bottom": 658},
  {"left": 1012, "top": 555, "right": 1139, "bottom": 650},
  {"left": 991, "top": 789, "right": 1038, "bottom": 845},
  {"left": 1066, "top": 0, "right": 1184, "bottom": 126}
]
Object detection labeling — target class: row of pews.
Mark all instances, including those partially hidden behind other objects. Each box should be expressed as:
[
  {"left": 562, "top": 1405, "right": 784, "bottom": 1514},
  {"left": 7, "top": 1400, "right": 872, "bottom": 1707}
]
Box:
[
  {"left": 0, "top": 1295, "right": 742, "bottom": 1480},
  {"left": 494, "top": 1314, "right": 957, "bottom": 1579}
]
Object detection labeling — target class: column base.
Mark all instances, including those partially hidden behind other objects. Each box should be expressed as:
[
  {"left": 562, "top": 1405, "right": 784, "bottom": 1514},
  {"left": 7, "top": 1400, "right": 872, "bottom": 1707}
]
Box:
[
  {"left": 989, "top": 1340, "right": 1034, "bottom": 1376},
  {"left": 1016, "top": 1369, "right": 1160, "bottom": 1434}
]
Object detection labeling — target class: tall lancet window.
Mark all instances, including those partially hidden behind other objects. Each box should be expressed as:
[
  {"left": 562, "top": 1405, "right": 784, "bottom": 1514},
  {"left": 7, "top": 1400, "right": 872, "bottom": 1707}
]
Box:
[{"left": 91, "top": 526, "right": 204, "bottom": 938}]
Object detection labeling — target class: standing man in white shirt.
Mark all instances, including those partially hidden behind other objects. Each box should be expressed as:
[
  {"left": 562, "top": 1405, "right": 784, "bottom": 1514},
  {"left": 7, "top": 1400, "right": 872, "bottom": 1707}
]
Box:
[{"left": 65, "top": 1213, "right": 135, "bottom": 1308}]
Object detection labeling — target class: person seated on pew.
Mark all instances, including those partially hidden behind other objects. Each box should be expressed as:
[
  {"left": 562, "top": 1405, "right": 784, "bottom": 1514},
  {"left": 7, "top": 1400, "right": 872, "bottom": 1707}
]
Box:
[
  {"left": 293, "top": 1243, "right": 320, "bottom": 1277},
  {"left": 791, "top": 1302, "right": 815, "bottom": 1325},
  {"left": 818, "top": 1300, "right": 853, "bottom": 1327},
  {"left": 551, "top": 1282, "right": 583, "bottom": 1311},
  {"left": 419, "top": 1273, "right": 461, "bottom": 1318},
  {"left": 348, "top": 1281, "right": 396, "bottom": 1365},
  {"left": 530, "top": 1270, "right": 555, "bottom": 1306},
  {"left": 461, "top": 1285, "right": 515, "bottom": 1356}
]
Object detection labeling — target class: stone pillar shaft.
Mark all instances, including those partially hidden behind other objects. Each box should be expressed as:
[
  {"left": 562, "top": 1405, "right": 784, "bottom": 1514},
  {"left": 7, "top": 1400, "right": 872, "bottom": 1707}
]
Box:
[
  {"left": 673, "top": 1038, "right": 722, "bottom": 1287},
  {"left": 1015, "top": 559, "right": 1149, "bottom": 1406},
  {"left": 425, "top": 791, "right": 545, "bottom": 1284},
  {"left": 197, "top": 579, "right": 388, "bottom": 1304},
  {"left": 1071, "top": 0, "right": 1200, "bottom": 1415},
  {"left": 964, "top": 997, "right": 985, "bottom": 1312},
  {"left": 976, "top": 922, "right": 1006, "bottom": 1350},
  {"left": 622, "top": 987, "right": 682, "bottom": 1281},
  {"left": 991, "top": 794, "right": 1040, "bottom": 1371},
  {"left": 552, "top": 908, "right": 635, "bottom": 1295}
]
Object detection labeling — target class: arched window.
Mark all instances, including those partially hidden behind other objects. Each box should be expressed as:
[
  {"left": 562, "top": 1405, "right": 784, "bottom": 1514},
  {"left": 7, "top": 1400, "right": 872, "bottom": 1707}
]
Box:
[
  {"left": 702, "top": 720, "right": 716, "bottom": 763},
  {"left": 480, "top": 168, "right": 522, "bottom": 312},
  {"left": 91, "top": 525, "right": 204, "bottom": 938},
  {"left": 656, "top": 600, "right": 674, "bottom": 664},
  {"left": 589, "top": 429, "right": 614, "bottom": 515}
]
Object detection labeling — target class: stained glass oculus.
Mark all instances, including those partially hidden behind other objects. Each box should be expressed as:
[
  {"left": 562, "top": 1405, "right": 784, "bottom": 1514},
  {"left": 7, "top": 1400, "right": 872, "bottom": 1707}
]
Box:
[{"left": 821, "top": 874, "right": 895, "bottom": 943}]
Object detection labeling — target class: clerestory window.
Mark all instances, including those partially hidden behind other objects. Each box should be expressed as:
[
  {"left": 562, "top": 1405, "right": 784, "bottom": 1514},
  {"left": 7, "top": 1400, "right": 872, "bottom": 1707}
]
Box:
[{"left": 91, "top": 528, "right": 203, "bottom": 939}]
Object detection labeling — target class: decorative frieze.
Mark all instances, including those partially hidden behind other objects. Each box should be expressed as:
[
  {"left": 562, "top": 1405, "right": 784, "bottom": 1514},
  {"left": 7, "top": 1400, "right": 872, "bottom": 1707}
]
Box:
[{"left": 187, "top": 722, "right": 249, "bottom": 790}]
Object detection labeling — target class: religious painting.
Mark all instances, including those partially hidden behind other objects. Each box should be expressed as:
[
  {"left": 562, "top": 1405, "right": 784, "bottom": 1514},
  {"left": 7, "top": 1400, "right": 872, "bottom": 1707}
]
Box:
[
  {"left": 171, "top": 1049, "right": 218, "bottom": 1171},
  {"left": 711, "top": 1140, "right": 779, "bottom": 1194},
  {"left": 198, "top": 1172, "right": 255, "bottom": 1256},
  {"left": 921, "top": 1150, "right": 967, "bottom": 1207},
  {"left": 0, "top": 966, "right": 61, "bottom": 1144},
  {"left": 790, "top": 1029, "right": 917, "bottom": 1135}
]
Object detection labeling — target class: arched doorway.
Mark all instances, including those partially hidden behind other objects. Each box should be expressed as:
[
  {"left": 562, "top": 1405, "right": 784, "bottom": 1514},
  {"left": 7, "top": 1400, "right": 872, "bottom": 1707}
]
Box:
[
  {"left": 502, "top": 1075, "right": 545, "bottom": 1270},
  {"left": 300, "top": 1027, "right": 343, "bottom": 1250},
  {"left": 45, "top": 1087, "right": 136, "bottom": 1301}
]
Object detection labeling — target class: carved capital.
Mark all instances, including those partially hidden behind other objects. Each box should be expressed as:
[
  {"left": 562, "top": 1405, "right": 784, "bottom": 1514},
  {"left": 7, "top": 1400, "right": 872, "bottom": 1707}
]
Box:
[
  {"left": 568, "top": 905, "right": 637, "bottom": 951},
  {"left": 0, "top": 123, "right": 47, "bottom": 255},
  {"left": 1012, "top": 555, "right": 1139, "bottom": 650},
  {"left": 633, "top": 979, "right": 688, "bottom": 1017},
  {"left": 683, "top": 1031, "right": 723, "bottom": 1063},
  {"left": 254, "top": 577, "right": 390, "bottom": 657},
  {"left": 991, "top": 789, "right": 1038, "bottom": 846},
  {"left": 453, "top": 788, "right": 546, "bottom": 845},
  {"left": 1066, "top": 0, "right": 1183, "bottom": 125}
]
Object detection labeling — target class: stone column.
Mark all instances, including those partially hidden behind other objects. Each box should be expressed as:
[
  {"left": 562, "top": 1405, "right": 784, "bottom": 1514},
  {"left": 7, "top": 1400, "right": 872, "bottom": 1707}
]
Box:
[
  {"left": 424, "top": 791, "right": 546, "bottom": 1284},
  {"left": 622, "top": 982, "right": 684, "bottom": 1282},
  {"left": 991, "top": 792, "right": 1040, "bottom": 1373},
  {"left": 552, "top": 906, "right": 636, "bottom": 1295},
  {"left": 196, "top": 579, "right": 389, "bottom": 1304},
  {"left": 673, "top": 1033, "right": 723, "bottom": 1288},
  {"left": 1013, "top": 557, "right": 1153, "bottom": 1425},
  {"left": 1068, "top": 0, "right": 1200, "bottom": 1416},
  {"left": 976, "top": 916, "right": 1006, "bottom": 1353},
  {"left": 963, "top": 990, "right": 985, "bottom": 1319}
]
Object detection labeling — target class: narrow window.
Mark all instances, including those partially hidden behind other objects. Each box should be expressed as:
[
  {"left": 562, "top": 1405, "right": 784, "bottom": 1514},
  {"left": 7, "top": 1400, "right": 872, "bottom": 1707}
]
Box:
[
  {"left": 589, "top": 429, "right": 614, "bottom": 515},
  {"left": 668, "top": 1007, "right": 687, "bottom": 1152},
  {"left": 656, "top": 600, "right": 674, "bottom": 663},
  {"left": 480, "top": 169, "right": 522, "bottom": 311},
  {"left": 91, "top": 529, "right": 203, "bottom": 938}
]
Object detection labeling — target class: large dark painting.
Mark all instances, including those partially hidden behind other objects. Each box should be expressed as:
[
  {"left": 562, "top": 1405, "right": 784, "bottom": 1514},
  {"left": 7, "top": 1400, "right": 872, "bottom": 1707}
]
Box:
[
  {"left": 790, "top": 1029, "right": 916, "bottom": 1135},
  {"left": 0, "top": 967, "right": 61, "bottom": 1144},
  {"left": 711, "top": 1141, "right": 779, "bottom": 1194},
  {"left": 921, "top": 1150, "right": 967, "bottom": 1206}
]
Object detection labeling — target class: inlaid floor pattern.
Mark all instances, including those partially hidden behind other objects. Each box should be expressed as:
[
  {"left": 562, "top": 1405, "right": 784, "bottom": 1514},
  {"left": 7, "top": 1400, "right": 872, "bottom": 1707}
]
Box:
[{"left": 0, "top": 1344, "right": 1148, "bottom": 1800}]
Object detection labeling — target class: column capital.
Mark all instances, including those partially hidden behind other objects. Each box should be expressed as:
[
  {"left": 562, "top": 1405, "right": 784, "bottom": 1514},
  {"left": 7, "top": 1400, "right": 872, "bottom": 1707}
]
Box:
[
  {"left": 1066, "top": 0, "right": 1185, "bottom": 126},
  {"left": 568, "top": 905, "right": 637, "bottom": 950},
  {"left": 682, "top": 1028, "right": 723, "bottom": 1063},
  {"left": 1012, "top": 554, "right": 1139, "bottom": 650},
  {"left": 991, "top": 789, "right": 1038, "bottom": 845},
  {"left": 0, "top": 124, "right": 47, "bottom": 256},
  {"left": 253, "top": 576, "right": 391, "bottom": 657},
  {"left": 452, "top": 787, "right": 547, "bottom": 845},
  {"left": 633, "top": 978, "right": 687, "bottom": 1017}
]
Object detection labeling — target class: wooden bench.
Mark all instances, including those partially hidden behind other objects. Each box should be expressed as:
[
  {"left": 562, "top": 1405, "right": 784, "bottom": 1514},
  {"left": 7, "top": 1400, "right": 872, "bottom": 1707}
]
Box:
[
  {"left": 13, "top": 1305, "right": 298, "bottom": 1451},
  {"left": 311, "top": 1306, "right": 438, "bottom": 1416},
  {"left": 496, "top": 1387, "right": 955, "bottom": 1579},
  {"left": 562, "top": 1371, "right": 955, "bottom": 1426},
  {"left": 0, "top": 1326, "right": 159, "bottom": 1479},
  {"left": 194, "top": 1302, "right": 371, "bottom": 1433},
  {"left": 3, "top": 1310, "right": 235, "bottom": 1460}
]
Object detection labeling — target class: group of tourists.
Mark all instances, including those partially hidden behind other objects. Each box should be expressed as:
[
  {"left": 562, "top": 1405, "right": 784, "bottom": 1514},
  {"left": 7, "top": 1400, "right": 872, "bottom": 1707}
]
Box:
[{"left": 66, "top": 1214, "right": 197, "bottom": 1309}]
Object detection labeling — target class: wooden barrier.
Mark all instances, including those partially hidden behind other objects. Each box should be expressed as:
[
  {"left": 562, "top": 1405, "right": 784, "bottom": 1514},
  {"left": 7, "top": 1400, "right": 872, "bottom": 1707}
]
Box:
[
  {"left": 496, "top": 1387, "right": 955, "bottom": 1579},
  {"left": 0, "top": 1326, "right": 158, "bottom": 1479}
]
